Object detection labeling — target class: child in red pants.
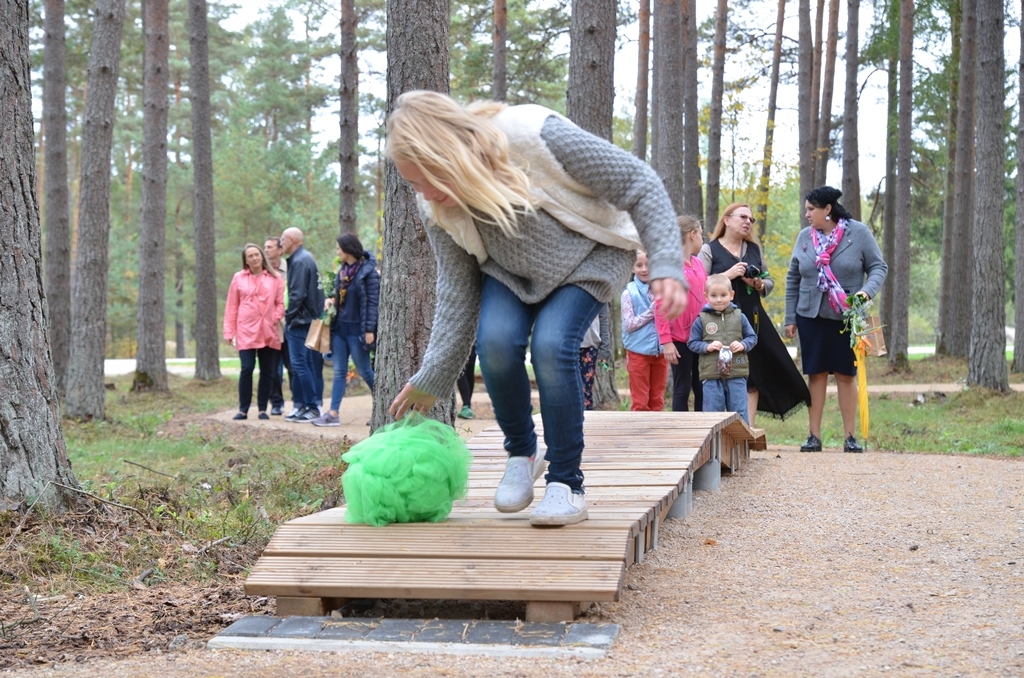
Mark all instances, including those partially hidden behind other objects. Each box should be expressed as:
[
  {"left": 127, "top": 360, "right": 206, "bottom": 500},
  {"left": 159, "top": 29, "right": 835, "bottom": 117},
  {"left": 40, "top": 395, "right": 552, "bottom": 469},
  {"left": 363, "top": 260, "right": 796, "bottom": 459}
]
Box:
[{"left": 621, "top": 251, "right": 669, "bottom": 411}]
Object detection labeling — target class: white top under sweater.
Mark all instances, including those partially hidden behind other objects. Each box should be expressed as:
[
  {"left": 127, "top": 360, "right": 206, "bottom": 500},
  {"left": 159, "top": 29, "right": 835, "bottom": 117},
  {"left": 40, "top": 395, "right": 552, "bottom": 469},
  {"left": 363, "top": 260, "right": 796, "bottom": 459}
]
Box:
[{"left": 410, "top": 112, "right": 684, "bottom": 398}]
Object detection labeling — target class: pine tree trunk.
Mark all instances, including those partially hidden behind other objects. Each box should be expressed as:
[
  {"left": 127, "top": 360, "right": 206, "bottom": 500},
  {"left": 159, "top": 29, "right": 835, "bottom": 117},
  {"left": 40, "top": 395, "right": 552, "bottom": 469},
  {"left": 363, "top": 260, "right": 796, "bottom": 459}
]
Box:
[
  {"left": 43, "top": 0, "right": 71, "bottom": 398},
  {"left": 1014, "top": 0, "right": 1024, "bottom": 374},
  {"left": 66, "top": 0, "right": 126, "bottom": 420},
  {"left": 968, "top": 0, "right": 1009, "bottom": 390},
  {"left": 797, "top": 0, "right": 814, "bottom": 206},
  {"left": 651, "top": 0, "right": 684, "bottom": 212},
  {"left": 189, "top": 0, "right": 220, "bottom": 381},
  {"left": 936, "top": 1, "right": 960, "bottom": 355},
  {"left": 339, "top": 0, "right": 358, "bottom": 235},
  {"left": 134, "top": 0, "right": 170, "bottom": 392},
  {"left": 681, "top": 0, "right": 701, "bottom": 217},
  {"left": 756, "top": 0, "right": 786, "bottom": 235},
  {"left": 374, "top": 0, "right": 452, "bottom": 429},
  {"left": 567, "top": 0, "right": 615, "bottom": 142},
  {"left": 705, "top": 0, "right": 727, "bottom": 230},
  {"left": 632, "top": 0, "right": 650, "bottom": 161},
  {"left": 493, "top": 0, "right": 507, "bottom": 101},
  {"left": 567, "top": 0, "right": 618, "bottom": 409},
  {"left": 948, "top": 0, "right": 975, "bottom": 358},
  {"left": 889, "top": 0, "right": 913, "bottom": 370},
  {"left": 1, "top": 0, "right": 79, "bottom": 508},
  {"left": 808, "top": 0, "right": 825, "bottom": 181},
  {"left": 840, "top": 0, "right": 860, "bottom": 220},
  {"left": 813, "top": 0, "right": 839, "bottom": 187},
  {"left": 880, "top": 57, "right": 897, "bottom": 351}
]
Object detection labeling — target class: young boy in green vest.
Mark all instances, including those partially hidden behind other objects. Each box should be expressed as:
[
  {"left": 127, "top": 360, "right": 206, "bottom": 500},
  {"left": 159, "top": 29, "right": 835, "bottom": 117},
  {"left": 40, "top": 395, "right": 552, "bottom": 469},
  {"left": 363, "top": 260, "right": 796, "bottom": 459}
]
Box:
[{"left": 687, "top": 274, "right": 758, "bottom": 423}]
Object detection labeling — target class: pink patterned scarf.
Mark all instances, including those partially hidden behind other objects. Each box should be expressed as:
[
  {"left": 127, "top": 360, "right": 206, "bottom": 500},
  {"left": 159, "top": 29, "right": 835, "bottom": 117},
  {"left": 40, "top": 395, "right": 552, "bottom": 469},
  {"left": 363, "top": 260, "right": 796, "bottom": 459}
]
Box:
[{"left": 811, "top": 219, "right": 848, "bottom": 314}]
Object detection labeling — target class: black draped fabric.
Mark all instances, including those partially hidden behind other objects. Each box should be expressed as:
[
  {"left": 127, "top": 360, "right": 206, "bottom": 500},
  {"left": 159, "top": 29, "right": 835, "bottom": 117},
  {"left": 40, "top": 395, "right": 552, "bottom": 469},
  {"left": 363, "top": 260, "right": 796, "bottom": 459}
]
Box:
[{"left": 707, "top": 240, "right": 810, "bottom": 420}]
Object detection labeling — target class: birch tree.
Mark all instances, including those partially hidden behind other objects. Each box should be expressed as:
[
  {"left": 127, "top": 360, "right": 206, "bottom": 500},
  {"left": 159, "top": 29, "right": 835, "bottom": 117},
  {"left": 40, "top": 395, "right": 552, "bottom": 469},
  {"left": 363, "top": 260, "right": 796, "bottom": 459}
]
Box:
[
  {"left": 756, "top": 0, "right": 786, "bottom": 234},
  {"left": 813, "top": 0, "right": 839, "bottom": 187},
  {"left": 889, "top": 0, "right": 913, "bottom": 370},
  {"left": 840, "top": 0, "right": 860, "bottom": 220},
  {"left": 705, "top": 0, "right": 728, "bottom": 229},
  {"left": 632, "top": 0, "right": 650, "bottom": 161},
  {"left": 797, "top": 0, "right": 814, "bottom": 204}
]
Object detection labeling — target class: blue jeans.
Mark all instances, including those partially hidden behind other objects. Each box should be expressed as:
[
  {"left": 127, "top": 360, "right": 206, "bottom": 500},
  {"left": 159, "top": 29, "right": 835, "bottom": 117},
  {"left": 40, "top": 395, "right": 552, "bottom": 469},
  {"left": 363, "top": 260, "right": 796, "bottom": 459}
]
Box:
[
  {"left": 285, "top": 324, "right": 319, "bottom": 409},
  {"left": 329, "top": 333, "right": 375, "bottom": 412},
  {"left": 702, "top": 377, "right": 749, "bottom": 423},
  {"left": 476, "top": 276, "right": 602, "bottom": 492}
]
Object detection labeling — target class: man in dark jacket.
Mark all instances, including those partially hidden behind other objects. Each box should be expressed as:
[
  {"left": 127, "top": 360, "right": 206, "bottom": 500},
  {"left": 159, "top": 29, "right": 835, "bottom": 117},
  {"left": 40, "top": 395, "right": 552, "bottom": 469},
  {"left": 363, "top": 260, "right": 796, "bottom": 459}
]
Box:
[{"left": 280, "top": 227, "right": 324, "bottom": 421}]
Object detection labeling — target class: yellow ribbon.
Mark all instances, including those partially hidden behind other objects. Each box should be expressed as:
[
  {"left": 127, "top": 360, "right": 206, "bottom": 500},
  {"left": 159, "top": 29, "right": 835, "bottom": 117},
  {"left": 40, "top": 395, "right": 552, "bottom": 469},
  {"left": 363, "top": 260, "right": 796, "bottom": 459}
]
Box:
[{"left": 854, "top": 338, "right": 869, "bottom": 440}]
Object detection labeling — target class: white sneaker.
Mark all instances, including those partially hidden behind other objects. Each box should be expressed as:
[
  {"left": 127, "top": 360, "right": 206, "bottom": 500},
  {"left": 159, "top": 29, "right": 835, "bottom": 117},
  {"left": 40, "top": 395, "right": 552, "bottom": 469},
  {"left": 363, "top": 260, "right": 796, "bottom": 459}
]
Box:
[
  {"left": 493, "top": 447, "right": 547, "bottom": 513},
  {"left": 529, "top": 482, "right": 588, "bottom": 526}
]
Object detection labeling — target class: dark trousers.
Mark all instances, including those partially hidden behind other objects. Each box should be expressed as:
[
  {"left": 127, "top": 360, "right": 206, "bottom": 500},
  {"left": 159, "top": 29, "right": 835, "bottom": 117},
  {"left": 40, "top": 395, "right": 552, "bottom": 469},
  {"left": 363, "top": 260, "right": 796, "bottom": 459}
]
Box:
[
  {"left": 269, "top": 345, "right": 286, "bottom": 408},
  {"left": 239, "top": 347, "right": 277, "bottom": 413},
  {"left": 671, "top": 340, "right": 703, "bottom": 412},
  {"left": 456, "top": 347, "right": 477, "bottom": 408}
]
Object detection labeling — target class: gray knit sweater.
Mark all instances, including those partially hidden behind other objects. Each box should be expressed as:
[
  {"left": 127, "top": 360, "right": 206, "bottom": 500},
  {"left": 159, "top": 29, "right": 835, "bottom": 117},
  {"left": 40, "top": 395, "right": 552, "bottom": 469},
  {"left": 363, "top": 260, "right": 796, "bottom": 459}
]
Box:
[{"left": 410, "top": 115, "right": 683, "bottom": 398}]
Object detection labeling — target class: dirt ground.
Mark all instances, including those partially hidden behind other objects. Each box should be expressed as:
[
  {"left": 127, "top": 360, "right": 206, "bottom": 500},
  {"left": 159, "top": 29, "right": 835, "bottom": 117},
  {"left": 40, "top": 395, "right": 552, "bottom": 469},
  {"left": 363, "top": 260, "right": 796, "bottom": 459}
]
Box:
[{"left": 3, "top": 439, "right": 1022, "bottom": 677}]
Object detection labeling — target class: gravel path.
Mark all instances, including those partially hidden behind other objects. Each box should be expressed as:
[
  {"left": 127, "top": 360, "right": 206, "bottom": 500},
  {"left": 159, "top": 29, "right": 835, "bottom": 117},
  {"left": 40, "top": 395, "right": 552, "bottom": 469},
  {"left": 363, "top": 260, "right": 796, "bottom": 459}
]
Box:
[{"left": 7, "top": 448, "right": 1022, "bottom": 677}]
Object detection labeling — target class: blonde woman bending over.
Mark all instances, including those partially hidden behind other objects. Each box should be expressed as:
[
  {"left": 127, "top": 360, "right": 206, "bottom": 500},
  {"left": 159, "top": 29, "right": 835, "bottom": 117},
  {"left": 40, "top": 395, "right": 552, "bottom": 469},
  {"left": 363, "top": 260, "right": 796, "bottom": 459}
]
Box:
[{"left": 387, "top": 91, "right": 687, "bottom": 527}]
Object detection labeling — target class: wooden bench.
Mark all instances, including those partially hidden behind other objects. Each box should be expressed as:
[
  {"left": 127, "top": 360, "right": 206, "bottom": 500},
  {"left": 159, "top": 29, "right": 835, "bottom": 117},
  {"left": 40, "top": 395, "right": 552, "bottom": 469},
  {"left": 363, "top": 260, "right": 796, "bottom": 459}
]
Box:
[{"left": 245, "top": 411, "right": 766, "bottom": 622}]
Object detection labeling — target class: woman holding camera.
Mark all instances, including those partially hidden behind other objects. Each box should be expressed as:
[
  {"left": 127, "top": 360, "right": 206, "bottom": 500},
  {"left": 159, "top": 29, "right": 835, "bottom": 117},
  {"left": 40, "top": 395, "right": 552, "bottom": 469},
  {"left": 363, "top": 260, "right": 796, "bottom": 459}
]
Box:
[{"left": 700, "top": 203, "right": 810, "bottom": 424}]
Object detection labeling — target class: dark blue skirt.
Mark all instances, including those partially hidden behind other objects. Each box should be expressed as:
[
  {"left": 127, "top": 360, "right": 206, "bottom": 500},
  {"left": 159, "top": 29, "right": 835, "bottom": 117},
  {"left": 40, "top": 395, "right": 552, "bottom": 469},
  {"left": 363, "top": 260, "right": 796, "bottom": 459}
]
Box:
[{"left": 796, "top": 315, "right": 856, "bottom": 376}]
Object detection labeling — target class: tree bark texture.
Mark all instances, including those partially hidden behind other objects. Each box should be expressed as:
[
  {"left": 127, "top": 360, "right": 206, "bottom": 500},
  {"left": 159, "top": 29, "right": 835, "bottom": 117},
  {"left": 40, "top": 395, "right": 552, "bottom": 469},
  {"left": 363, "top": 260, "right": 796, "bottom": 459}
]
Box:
[
  {"left": 43, "top": 0, "right": 71, "bottom": 398},
  {"left": 1014, "top": 0, "right": 1024, "bottom": 373},
  {"left": 936, "top": 1, "right": 960, "bottom": 355},
  {"left": 797, "top": 0, "right": 813, "bottom": 208},
  {"left": 879, "top": 57, "right": 897, "bottom": 350},
  {"left": 889, "top": 0, "right": 913, "bottom": 369},
  {"left": 493, "top": 0, "right": 507, "bottom": 101},
  {"left": 813, "top": 0, "right": 839, "bottom": 187},
  {"left": 840, "top": 0, "right": 860, "bottom": 220},
  {"left": 1, "top": 0, "right": 78, "bottom": 508},
  {"left": 189, "top": 0, "right": 220, "bottom": 381},
  {"left": 339, "top": 0, "right": 358, "bottom": 234},
  {"left": 756, "top": 0, "right": 786, "bottom": 234},
  {"left": 705, "top": 0, "right": 728, "bottom": 230},
  {"left": 376, "top": 0, "right": 452, "bottom": 429},
  {"left": 566, "top": 0, "right": 618, "bottom": 409},
  {"left": 968, "top": 0, "right": 1008, "bottom": 390},
  {"left": 681, "top": 0, "right": 701, "bottom": 217},
  {"left": 567, "top": 0, "right": 615, "bottom": 142},
  {"left": 651, "top": 0, "right": 684, "bottom": 212},
  {"left": 66, "top": 0, "right": 126, "bottom": 420},
  {"left": 948, "top": 0, "right": 975, "bottom": 358},
  {"left": 134, "top": 0, "right": 170, "bottom": 392},
  {"left": 632, "top": 0, "right": 650, "bottom": 161},
  {"left": 808, "top": 0, "right": 824, "bottom": 182}
]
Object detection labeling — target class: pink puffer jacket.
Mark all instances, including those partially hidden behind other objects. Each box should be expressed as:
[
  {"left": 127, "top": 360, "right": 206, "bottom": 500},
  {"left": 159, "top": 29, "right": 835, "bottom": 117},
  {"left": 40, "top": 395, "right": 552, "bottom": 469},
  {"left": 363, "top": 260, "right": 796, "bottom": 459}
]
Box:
[{"left": 223, "top": 269, "right": 285, "bottom": 350}]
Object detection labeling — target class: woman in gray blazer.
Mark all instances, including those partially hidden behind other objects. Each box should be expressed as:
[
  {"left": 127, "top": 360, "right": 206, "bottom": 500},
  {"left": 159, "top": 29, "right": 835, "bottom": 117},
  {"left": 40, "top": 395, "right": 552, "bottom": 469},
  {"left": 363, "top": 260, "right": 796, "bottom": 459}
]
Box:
[{"left": 784, "top": 186, "right": 887, "bottom": 453}]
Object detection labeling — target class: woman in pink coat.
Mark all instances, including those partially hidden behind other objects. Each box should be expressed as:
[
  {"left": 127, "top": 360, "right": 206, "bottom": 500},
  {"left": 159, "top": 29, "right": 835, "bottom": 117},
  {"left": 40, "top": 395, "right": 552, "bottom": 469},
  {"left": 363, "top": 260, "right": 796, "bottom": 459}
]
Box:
[{"left": 223, "top": 244, "right": 285, "bottom": 420}]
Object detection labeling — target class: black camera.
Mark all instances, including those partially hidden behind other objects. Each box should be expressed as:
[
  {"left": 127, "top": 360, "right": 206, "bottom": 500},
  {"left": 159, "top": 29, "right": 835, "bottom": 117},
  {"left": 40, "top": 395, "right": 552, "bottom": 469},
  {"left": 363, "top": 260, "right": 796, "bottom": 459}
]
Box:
[{"left": 744, "top": 264, "right": 761, "bottom": 278}]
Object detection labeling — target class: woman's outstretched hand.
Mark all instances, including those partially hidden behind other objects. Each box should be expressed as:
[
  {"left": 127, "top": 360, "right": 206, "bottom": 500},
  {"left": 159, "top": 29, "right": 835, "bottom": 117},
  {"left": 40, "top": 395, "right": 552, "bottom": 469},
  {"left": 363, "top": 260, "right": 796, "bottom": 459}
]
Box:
[
  {"left": 389, "top": 382, "right": 437, "bottom": 419},
  {"left": 650, "top": 278, "right": 688, "bottom": 321}
]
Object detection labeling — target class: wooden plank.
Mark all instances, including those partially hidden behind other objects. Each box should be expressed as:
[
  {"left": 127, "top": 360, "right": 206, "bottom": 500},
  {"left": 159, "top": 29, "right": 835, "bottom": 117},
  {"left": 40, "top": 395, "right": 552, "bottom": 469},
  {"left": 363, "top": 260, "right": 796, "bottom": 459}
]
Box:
[
  {"left": 245, "top": 557, "right": 624, "bottom": 602},
  {"left": 262, "top": 524, "right": 631, "bottom": 561}
]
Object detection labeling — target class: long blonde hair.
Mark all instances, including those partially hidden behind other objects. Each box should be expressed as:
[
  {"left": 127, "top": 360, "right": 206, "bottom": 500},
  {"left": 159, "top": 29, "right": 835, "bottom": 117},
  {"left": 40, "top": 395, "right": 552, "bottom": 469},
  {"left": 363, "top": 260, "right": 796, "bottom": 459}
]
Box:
[
  {"left": 385, "top": 90, "right": 534, "bottom": 237},
  {"left": 710, "top": 202, "right": 761, "bottom": 246}
]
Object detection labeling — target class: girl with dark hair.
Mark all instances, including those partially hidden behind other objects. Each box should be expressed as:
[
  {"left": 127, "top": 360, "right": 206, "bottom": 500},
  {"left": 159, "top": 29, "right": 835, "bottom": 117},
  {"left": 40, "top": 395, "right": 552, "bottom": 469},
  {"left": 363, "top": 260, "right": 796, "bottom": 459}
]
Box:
[
  {"left": 784, "top": 186, "right": 888, "bottom": 452},
  {"left": 223, "top": 244, "right": 285, "bottom": 420},
  {"left": 699, "top": 203, "right": 811, "bottom": 424},
  {"left": 310, "top": 234, "right": 380, "bottom": 427}
]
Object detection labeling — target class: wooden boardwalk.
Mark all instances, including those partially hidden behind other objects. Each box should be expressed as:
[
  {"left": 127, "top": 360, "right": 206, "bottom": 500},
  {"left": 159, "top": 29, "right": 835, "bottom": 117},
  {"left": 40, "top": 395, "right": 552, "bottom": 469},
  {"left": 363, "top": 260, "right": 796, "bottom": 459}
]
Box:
[{"left": 245, "top": 411, "right": 766, "bottom": 622}]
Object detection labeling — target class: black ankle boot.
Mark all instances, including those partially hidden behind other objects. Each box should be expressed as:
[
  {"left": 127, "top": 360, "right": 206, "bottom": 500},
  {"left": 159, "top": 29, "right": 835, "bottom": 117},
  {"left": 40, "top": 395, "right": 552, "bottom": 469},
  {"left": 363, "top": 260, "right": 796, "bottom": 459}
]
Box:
[
  {"left": 843, "top": 435, "right": 864, "bottom": 453},
  {"left": 800, "top": 433, "right": 822, "bottom": 452}
]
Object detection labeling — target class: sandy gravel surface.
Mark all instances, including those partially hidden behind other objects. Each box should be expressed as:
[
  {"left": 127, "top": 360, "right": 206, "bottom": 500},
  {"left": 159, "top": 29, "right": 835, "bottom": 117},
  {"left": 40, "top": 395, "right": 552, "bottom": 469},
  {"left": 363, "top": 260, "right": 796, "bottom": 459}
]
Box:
[{"left": 6, "top": 448, "right": 1022, "bottom": 677}]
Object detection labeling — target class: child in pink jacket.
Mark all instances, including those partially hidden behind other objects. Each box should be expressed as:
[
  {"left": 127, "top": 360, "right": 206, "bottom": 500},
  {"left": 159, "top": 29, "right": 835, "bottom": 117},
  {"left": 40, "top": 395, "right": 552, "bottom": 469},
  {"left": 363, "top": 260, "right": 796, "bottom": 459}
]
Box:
[
  {"left": 223, "top": 244, "right": 286, "bottom": 420},
  {"left": 656, "top": 216, "right": 707, "bottom": 411}
]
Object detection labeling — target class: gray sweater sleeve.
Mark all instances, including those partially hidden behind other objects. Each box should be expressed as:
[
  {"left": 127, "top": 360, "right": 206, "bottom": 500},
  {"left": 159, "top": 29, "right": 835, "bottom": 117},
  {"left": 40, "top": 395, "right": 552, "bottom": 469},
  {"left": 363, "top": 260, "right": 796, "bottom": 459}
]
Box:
[
  {"left": 540, "top": 117, "right": 684, "bottom": 286},
  {"left": 407, "top": 222, "right": 482, "bottom": 399}
]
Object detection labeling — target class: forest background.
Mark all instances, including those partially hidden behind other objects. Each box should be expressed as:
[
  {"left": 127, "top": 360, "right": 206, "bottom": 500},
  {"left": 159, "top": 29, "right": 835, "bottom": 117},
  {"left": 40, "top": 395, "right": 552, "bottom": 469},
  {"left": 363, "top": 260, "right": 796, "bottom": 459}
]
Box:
[{"left": 26, "top": 0, "right": 1022, "bottom": 362}]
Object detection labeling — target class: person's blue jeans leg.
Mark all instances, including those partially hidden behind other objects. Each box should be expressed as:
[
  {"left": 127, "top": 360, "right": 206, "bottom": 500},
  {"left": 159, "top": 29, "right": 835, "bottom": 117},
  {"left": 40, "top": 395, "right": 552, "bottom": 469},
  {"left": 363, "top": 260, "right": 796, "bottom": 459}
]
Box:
[
  {"left": 701, "top": 379, "right": 725, "bottom": 413},
  {"left": 284, "top": 325, "right": 313, "bottom": 408},
  {"left": 329, "top": 333, "right": 352, "bottom": 413},
  {"left": 726, "top": 377, "right": 749, "bottom": 423},
  {"left": 311, "top": 348, "right": 324, "bottom": 407},
  {"left": 477, "top": 276, "right": 601, "bottom": 493},
  {"left": 347, "top": 335, "right": 374, "bottom": 392}
]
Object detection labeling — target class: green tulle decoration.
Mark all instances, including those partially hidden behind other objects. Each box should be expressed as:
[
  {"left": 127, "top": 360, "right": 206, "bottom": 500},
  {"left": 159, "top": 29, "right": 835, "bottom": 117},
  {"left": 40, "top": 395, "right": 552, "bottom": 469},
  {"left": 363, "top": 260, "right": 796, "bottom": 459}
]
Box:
[{"left": 341, "top": 413, "right": 472, "bottom": 526}]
